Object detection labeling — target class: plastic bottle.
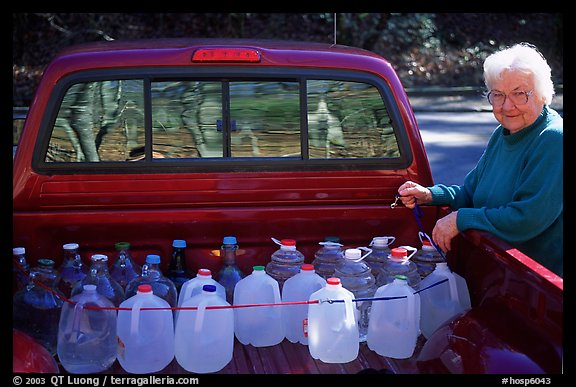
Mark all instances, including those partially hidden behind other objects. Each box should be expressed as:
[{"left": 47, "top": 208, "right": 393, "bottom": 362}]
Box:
[
  {"left": 418, "top": 262, "right": 471, "bottom": 339},
  {"left": 412, "top": 232, "right": 445, "bottom": 279},
  {"left": 367, "top": 275, "right": 421, "bottom": 359},
  {"left": 167, "top": 239, "right": 191, "bottom": 293},
  {"left": 110, "top": 242, "right": 141, "bottom": 290},
  {"left": 13, "top": 259, "right": 64, "bottom": 355},
  {"left": 266, "top": 238, "right": 305, "bottom": 292},
  {"left": 233, "top": 265, "right": 284, "bottom": 347},
  {"left": 12, "top": 247, "right": 30, "bottom": 292},
  {"left": 333, "top": 248, "right": 377, "bottom": 343},
  {"left": 58, "top": 243, "right": 88, "bottom": 298},
  {"left": 71, "top": 254, "right": 125, "bottom": 307},
  {"left": 177, "top": 268, "right": 226, "bottom": 322},
  {"left": 215, "top": 236, "right": 246, "bottom": 304},
  {"left": 117, "top": 284, "right": 174, "bottom": 374},
  {"left": 281, "top": 263, "right": 326, "bottom": 345},
  {"left": 57, "top": 284, "right": 117, "bottom": 373},
  {"left": 375, "top": 246, "right": 422, "bottom": 291},
  {"left": 175, "top": 284, "right": 234, "bottom": 373},
  {"left": 362, "top": 236, "right": 396, "bottom": 278},
  {"left": 307, "top": 277, "right": 359, "bottom": 363},
  {"left": 124, "top": 254, "right": 178, "bottom": 310},
  {"left": 311, "top": 236, "right": 344, "bottom": 279}
]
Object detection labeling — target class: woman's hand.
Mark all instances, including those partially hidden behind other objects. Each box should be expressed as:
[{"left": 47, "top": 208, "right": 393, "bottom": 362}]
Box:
[
  {"left": 432, "top": 211, "right": 459, "bottom": 252},
  {"left": 397, "top": 181, "right": 432, "bottom": 209}
]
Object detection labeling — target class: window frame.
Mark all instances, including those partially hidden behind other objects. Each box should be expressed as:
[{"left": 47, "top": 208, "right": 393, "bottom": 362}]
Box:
[{"left": 33, "top": 66, "right": 413, "bottom": 174}]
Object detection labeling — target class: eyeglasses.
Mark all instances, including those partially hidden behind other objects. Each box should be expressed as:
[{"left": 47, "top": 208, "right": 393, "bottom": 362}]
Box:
[{"left": 487, "top": 90, "right": 533, "bottom": 107}]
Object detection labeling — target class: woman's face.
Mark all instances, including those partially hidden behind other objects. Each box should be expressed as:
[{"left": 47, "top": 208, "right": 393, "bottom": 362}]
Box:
[{"left": 489, "top": 69, "right": 545, "bottom": 134}]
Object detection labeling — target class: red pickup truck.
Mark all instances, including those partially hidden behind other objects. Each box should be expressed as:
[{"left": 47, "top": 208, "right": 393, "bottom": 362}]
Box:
[{"left": 12, "top": 38, "right": 563, "bottom": 375}]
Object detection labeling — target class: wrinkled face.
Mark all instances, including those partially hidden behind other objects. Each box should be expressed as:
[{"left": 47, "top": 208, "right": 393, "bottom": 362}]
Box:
[{"left": 489, "top": 69, "right": 544, "bottom": 134}]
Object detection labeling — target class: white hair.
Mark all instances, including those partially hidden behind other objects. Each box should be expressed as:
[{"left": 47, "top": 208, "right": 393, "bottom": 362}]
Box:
[{"left": 483, "top": 43, "right": 555, "bottom": 106}]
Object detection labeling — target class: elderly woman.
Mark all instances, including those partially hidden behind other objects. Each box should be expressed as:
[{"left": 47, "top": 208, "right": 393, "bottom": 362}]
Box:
[{"left": 398, "top": 43, "right": 563, "bottom": 277}]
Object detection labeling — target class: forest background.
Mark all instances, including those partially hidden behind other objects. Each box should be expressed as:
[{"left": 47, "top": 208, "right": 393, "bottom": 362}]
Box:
[{"left": 12, "top": 13, "right": 563, "bottom": 107}]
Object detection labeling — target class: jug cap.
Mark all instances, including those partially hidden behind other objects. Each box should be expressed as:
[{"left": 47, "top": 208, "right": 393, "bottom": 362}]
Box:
[
  {"left": 145, "top": 254, "right": 161, "bottom": 264},
  {"left": 172, "top": 239, "right": 187, "bottom": 248},
  {"left": 394, "top": 274, "right": 408, "bottom": 281},
  {"left": 390, "top": 247, "right": 408, "bottom": 259},
  {"left": 137, "top": 284, "right": 153, "bottom": 293},
  {"left": 301, "top": 263, "right": 315, "bottom": 271},
  {"left": 91, "top": 254, "right": 108, "bottom": 262},
  {"left": 223, "top": 236, "right": 237, "bottom": 245},
  {"left": 202, "top": 284, "right": 217, "bottom": 293},
  {"left": 13, "top": 247, "right": 25, "bottom": 255},
  {"left": 115, "top": 242, "right": 130, "bottom": 250},
  {"left": 197, "top": 268, "right": 212, "bottom": 276},
  {"left": 253, "top": 265, "right": 265, "bottom": 271},
  {"left": 326, "top": 277, "right": 341, "bottom": 286},
  {"left": 281, "top": 239, "right": 296, "bottom": 246},
  {"left": 63, "top": 243, "right": 79, "bottom": 250}
]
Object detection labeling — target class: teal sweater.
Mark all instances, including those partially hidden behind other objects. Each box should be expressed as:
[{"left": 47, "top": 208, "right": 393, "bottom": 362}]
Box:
[{"left": 428, "top": 106, "right": 563, "bottom": 277}]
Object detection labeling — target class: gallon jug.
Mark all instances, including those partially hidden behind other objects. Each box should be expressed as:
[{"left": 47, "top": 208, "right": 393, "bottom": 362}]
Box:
[
  {"left": 419, "top": 262, "right": 471, "bottom": 339},
  {"left": 176, "top": 268, "right": 226, "bottom": 322},
  {"left": 412, "top": 232, "right": 445, "bottom": 279},
  {"left": 117, "top": 284, "right": 174, "bottom": 374},
  {"left": 333, "top": 248, "right": 376, "bottom": 343},
  {"left": 265, "top": 238, "right": 305, "bottom": 292},
  {"left": 311, "top": 236, "right": 344, "bottom": 279},
  {"left": 307, "top": 277, "right": 359, "bottom": 363},
  {"left": 367, "top": 275, "right": 420, "bottom": 359},
  {"left": 375, "top": 246, "right": 422, "bottom": 291},
  {"left": 233, "top": 266, "right": 284, "bottom": 347},
  {"left": 57, "top": 284, "right": 117, "bottom": 373},
  {"left": 363, "top": 236, "right": 396, "bottom": 278},
  {"left": 175, "top": 284, "right": 234, "bottom": 373},
  {"left": 281, "top": 264, "right": 326, "bottom": 344}
]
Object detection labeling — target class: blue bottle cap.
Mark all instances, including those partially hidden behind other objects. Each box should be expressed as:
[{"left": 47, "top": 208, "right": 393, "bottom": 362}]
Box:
[
  {"left": 203, "top": 284, "right": 217, "bottom": 293},
  {"left": 172, "top": 239, "right": 187, "bottom": 248},
  {"left": 223, "top": 236, "right": 237, "bottom": 245},
  {"left": 146, "top": 254, "right": 161, "bottom": 264}
]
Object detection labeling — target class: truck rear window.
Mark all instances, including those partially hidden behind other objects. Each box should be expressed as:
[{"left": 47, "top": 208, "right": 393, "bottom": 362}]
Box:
[{"left": 41, "top": 70, "right": 407, "bottom": 172}]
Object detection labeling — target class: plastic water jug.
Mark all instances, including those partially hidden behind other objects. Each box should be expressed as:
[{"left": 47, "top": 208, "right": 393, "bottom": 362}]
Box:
[
  {"left": 311, "top": 236, "right": 344, "bottom": 279},
  {"left": 174, "top": 284, "right": 234, "bottom": 373},
  {"left": 375, "top": 246, "right": 422, "bottom": 291},
  {"left": 412, "top": 232, "right": 445, "bottom": 279},
  {"left": 233, "top": 266, "right": 284, "bottom": 347},
  {"left": 281, "top": 264, "right": 326, "bottom": 344},
  {"left": 363, "top": 236, "right": 396, "bottom": 277},
  {"left": 367, "top": 275, "right": 420, "bottom": 359},
  {"left": 57, "top": 284, "right": 117, "bottom": 373},
  {"left": 177, "top": 268, "right": 226, "bottom": 321},
  {"left": 117, "top": 284, "right": 174, "bottom": 374},
  {"left": 265, "top": 238, "right": 305, "bottom": 292},
  {"left": 307, "top": 277, "right": 359, "bottom": 363},
  {"left": 419, "top": 262, "right": 471, "bottom": 339},
  {"left": 333, "top": 248, "right": 376, "bottom": 342}
]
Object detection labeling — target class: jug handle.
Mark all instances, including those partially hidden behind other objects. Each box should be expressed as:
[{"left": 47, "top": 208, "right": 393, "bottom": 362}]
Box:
[
  {"left": 369, "top": 236, "right": 396, "bottom": 247},
  {"left": 130, "top": 298, "right": 145, "bottom": 337},
  {"left": 343, "top": 297, "right": 356, "bottom": 329},
  {"left": 194, "top": 299, "right": 209, "bottom": 333},
  {"left": 398, "top": 245, "right": 418, "bottom": 260},
  {"left": 68, "top": 302, "right": 84, "bottom": 343},
  {"left": 354, "top": 247, "right": 373, "bottom": 261},
  {"left": 446, "top": 271, "right": 461, "bottom": 305},
  {"left": 418, "top": 231, "right": 432, "bottom": 245}
]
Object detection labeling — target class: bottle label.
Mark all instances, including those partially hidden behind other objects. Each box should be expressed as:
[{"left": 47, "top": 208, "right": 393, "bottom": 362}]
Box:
[{"left": 303, "top": 318, "right": 308, "bottom": 337}]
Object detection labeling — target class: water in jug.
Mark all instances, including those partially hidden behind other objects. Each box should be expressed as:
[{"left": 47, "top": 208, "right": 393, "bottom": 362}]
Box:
[
  {"left": 215, "top": 236, "right": 246, "bottom": 304},
  {"left": 281, "top": 263, "right": 326, "bottom": 344},
  {"left": 57, "top": 284, "right": 117, "bottom": 373},
  {"left": 412, "top": 232, "right": 445, "bottom": 279},
  {"left": 12, "top": 246, "right": 30, "bottom": 292},
  {"left": 375, "top": 246, "right": 422, "bottom": 291},
  {"left": 362, "top": 236, "right": 396, "bottom": 278},
  {"left": 265, "top": 238, "right": 305, "bottom": 292},
  {"left": 110, "top": 242, "right": 141, "bottom": 290},
  {"left": 333, "top": 248, "right": 376, "bottom": 342},
  {"left": 367, "top": 275, "right": 420, "bottom": 359},
  {"left": 71, "top": 254, "right": 125, "bottom": 307},
  {"left": 58, "top": 243, "right": 88, "bottom": 299},
  {"left": 419, "top": 262, "right": 471, "bottom": 339},
  {"left": 311, "top": 236, "right": 344, "bottom": 279},
  {"left": 233, "top": 266, "right": 284, "bottom": 347},
  {"left": 117, "top": 284, "right": 174, "bottom": 374},
  {"left": 124, "top": 254, "right": 178, "bottom": 310},
  {"left": 307, "top": 277, "right": 359, "bottom": 363},
  {"left": 177, "top": 268, "right": 226, "bottom": 322},
  {"left": 175, "top": 284, "right": 234, "bottom": 373}
]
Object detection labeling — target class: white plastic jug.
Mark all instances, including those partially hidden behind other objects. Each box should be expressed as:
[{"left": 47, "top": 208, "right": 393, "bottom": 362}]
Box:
[
  {"left": 176, "top": 268, "right": 226, "bottom": 322},
  {"left": 175, "top": 284, "right": 234, "bottom": 373},
  {"left": 281, "top": 263, "right": 326, "bottom": 344},
  {"left": 57, "top": 284, "right": 117, "bottom": 373},
  {"left": 233, "top": 266, "right": 284, "bottom": 347},
  {"left": 418, "top": 262, "right": 471, "bottom": 339},
  {"left": 117, "top": 284, "right": 174, "bottom": 374},
  {"left": 307, "top": 277, "right": 359, "bottom": 363},
  {"left": 367, "top": 275, "right": 420, "bottom": 359}
]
